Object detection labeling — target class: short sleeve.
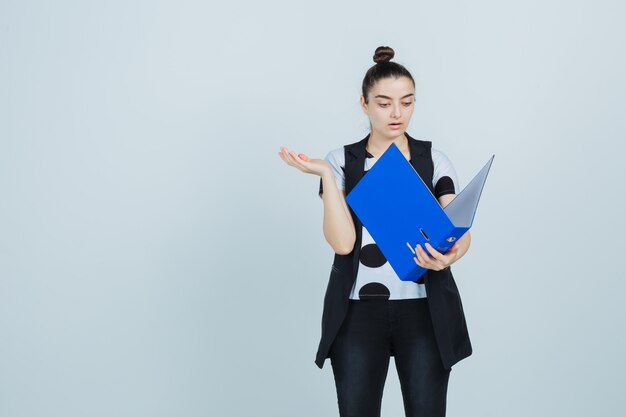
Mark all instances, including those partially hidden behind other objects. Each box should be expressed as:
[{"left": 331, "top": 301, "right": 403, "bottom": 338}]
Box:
[
  {"left": 318, "top": 148, "right": 345, "bottom": 198},
  {"left": 432, "top": 148, "right": 460, "bottom": 199}
]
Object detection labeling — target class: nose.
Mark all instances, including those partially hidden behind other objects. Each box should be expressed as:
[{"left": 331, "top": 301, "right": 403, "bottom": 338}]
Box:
[{"left": 391, "top": 104, "right": 401, "bottom": 118}]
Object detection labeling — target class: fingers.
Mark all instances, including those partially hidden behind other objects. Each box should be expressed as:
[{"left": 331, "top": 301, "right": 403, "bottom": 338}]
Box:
[
  {"left": 279, "top": 146, "right": 302, "bottom": 166},
  {"left": 414, "top": 243, "right": 447, "bottom": 271},
  {"left": 287, "top": 150, "right": 307, "bottom": 169},
  {"left": 414, "top": 244, "right": 431, "bottom": 268},
  {"left": 279, "top": 146, "right": 314, "bottom": 173},
  {"left": 280, "top": 147, "right": 332, "bottom": 180},
  {"left": 414, "top": 249, "right": 432, "bottom": 269},
  {"left": 278, "top": 148, "right": 289, "bottom": 164},
  {"left": 423, "top": 242, "right": 444, "bottom": 259},
  {"left": 279, "top": 146, "right": 298, "bottom": 163}
]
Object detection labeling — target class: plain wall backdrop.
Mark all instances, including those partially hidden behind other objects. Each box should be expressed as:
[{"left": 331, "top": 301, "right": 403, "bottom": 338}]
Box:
[{"left": 1, "top": 1, "right": 625, "bottom": 416}]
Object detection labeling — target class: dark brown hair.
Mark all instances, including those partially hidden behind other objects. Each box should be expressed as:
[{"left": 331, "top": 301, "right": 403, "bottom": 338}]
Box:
[{"left": 361, "top": 46, "right": 415, "bottom": 104}]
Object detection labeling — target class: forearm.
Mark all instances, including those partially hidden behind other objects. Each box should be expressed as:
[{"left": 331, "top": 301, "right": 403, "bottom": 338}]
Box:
[
  {"left": 320, "top": 172, "right": 356, "bottom": 255},
  {"left": 454, "top": 231, "right": 471, "bottom": 262}
]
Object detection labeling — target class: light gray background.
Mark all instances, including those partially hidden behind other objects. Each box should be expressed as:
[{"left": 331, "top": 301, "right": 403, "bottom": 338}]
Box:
[{"left": 1, "top": 1, "right": 625, "bottom": 416}]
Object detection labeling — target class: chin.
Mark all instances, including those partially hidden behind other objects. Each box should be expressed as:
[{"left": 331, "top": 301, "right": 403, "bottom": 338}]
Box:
[{"left": 386, "top": 128, "right": 405, "bottom": 137}]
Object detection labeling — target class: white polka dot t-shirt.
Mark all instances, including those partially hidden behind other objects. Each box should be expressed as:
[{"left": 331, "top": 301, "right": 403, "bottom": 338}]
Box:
[{"left": 318, "top": 145, "right": 460, "bottom": 300}]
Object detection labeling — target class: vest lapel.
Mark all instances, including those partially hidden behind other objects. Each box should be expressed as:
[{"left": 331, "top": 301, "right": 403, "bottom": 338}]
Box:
[{"left": 407, "top": 132, "right": 435, "bottom": 195}]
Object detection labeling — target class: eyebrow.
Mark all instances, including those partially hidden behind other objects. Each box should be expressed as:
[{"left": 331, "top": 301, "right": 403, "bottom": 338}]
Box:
[{"left": 374, "top": 93, "right": 415, "bottom": 100}]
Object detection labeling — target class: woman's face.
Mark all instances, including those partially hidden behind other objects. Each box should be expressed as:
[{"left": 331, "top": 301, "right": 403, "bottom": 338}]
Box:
[{"left": 360, "top": 76, "right": 415, "bottom": 139}]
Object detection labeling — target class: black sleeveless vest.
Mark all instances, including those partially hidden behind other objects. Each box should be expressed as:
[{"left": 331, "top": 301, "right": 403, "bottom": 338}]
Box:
[{"left": 315, "top": 132, "right": 473, "bottom": 370}]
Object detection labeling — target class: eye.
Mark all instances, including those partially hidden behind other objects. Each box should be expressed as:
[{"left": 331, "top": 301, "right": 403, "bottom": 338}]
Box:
[
  {"left": 403, "top": 102, "right": 413, "bottom": 106},
  {"left": 378, "top": 103, "right": 389, "bottom": 108}
]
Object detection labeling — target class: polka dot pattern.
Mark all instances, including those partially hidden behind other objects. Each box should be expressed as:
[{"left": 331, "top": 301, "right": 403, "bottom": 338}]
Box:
[
  {"left": 359, "top": 282, "right": 391, "bottom": 300},
  {"left": 323, "top": 142, "right": 451, "bottom": 300},
  {"left": 359, "top": 243, "right": 387, "bottom": 268}
]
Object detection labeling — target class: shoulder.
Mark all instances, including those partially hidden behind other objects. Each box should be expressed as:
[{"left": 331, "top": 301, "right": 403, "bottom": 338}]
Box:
[
  {"left": 431, "top": 147, "right": 458, "bottom": 174},
  {"left": 324, "top": 146, "right": 345, "bottom": 168},
  {"left": 430, "top": 146, "right": 460, "bottom": 193},
  {"left": 431, "top": 147, "right": 452, "bottom": 165}
]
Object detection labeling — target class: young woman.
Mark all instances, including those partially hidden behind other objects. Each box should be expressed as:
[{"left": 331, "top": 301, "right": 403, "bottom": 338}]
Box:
[{"left": 277, "top": 46, "right": 473, "bottom": 417}]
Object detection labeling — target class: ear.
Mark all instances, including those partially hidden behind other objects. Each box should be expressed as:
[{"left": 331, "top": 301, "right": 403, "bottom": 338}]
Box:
[{"left": 359, "top": 95, "right": 368, "bottom": 115}]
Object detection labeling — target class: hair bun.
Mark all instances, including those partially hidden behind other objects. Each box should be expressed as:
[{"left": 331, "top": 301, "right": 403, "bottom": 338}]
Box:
[{"left": 373, "top": 46, "right": 394, "bottom": 64}]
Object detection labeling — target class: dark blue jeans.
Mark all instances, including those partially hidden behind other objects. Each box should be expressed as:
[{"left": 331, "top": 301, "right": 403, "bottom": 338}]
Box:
[{"left": 329, "top": 298, "right": 451, "bottom": 417}]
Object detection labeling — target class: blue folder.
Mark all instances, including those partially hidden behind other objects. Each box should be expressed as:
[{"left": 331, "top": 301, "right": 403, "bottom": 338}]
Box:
[{"left": 345, "top": 143, "right": 494, "bottom": 281}]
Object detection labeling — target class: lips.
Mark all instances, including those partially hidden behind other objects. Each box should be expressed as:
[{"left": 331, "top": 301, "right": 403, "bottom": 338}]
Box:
[{"left": 389, "top": 123, "right": 402, "bottom": 126}]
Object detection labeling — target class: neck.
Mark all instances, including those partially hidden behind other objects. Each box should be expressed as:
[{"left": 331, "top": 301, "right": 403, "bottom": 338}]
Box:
[{"left": 366, "top": 131, "right": 408, "bottom": 157}]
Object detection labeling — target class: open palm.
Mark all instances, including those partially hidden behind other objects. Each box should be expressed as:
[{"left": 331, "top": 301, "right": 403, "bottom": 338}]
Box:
[{"left": 278, "top": 146, "right": 331, "bottom": 177}]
